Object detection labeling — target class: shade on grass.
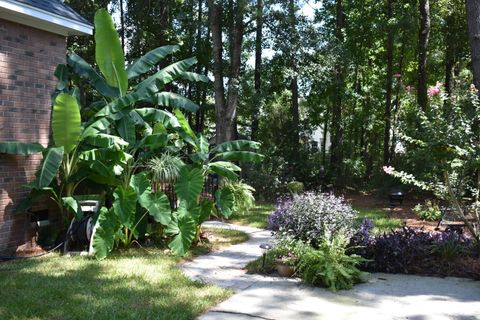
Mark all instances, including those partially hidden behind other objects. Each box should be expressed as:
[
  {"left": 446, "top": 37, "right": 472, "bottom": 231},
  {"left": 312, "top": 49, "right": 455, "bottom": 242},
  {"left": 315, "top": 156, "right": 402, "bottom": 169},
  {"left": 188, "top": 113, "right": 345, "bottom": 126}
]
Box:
[
  {"left": 230, "top": 203, "right": 275, "bottom": 229},
  {"left": 0, "top": 228, "right": 251, "bottom": 320}
]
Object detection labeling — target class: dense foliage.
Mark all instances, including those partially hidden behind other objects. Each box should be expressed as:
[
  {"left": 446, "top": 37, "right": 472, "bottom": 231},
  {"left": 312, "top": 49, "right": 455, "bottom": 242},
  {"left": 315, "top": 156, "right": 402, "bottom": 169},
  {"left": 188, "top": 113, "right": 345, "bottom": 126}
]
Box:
[
  {"left": 61, "top": 0, "right": 480, "bottom": 197},
  {"left": 413, "top": 200, "right": 442, "bottom": 221},
  {"left": 0, "top": 9, "right": 262, "bottom": 259},
  {"left": 220, "top": 180, "right": 256, "bottom": 214},
  {"left": 386, "top": 83, "right": 480, "bottom": 240},
  {"left": 297, "top": 233, "right": 366, "bottom": 291},
  {"left": 268, "top": 193, "right": 356, "bottom": 247},
  {"left": 349, "top": 219, "right": 479, "bottom": 279}
]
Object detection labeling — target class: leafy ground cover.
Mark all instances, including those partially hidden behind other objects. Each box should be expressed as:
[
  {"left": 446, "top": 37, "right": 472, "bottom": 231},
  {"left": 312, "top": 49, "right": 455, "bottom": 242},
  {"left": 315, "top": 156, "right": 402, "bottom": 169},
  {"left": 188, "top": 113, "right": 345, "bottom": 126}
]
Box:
[
  {"left": 229, "top": 203, "right": 275, "bottom": 229},
  {"left": 0, "top": 228, "right": 248, "bottom": 320}
]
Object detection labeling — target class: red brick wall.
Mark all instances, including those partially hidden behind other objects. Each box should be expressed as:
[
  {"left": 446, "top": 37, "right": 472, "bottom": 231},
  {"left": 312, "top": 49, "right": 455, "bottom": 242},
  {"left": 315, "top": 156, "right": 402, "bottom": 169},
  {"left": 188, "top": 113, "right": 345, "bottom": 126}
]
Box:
[{"left": 0, "top": 19, "right": 66, "bottom": 254}]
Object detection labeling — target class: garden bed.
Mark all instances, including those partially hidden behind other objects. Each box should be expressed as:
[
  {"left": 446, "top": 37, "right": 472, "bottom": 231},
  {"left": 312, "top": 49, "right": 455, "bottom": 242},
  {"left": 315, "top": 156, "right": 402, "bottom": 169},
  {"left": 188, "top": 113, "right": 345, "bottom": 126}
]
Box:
[{"left": 255, "top": 191, "right": 479, "bottom": 291}]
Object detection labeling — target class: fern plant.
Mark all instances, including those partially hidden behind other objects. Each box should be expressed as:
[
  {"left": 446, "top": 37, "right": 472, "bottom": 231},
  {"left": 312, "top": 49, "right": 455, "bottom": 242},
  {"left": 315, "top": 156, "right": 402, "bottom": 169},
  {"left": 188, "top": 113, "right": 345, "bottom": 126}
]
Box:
[
  {"left": 297, "top": 232, "right": 367, "bottom": 291},
  {"left": 220, "top": 179, "right": 256, "bottom": 214}
]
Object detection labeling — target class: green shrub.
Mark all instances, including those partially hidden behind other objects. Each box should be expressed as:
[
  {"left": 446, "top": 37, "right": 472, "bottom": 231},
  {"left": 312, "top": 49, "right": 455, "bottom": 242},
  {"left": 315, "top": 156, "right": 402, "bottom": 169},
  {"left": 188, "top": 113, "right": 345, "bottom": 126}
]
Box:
[
  {"left": 413, "top": 200, "right": 442, "bottom": 221},
  {"left": 287, "top": 181, "right": 304, "bottom": 194},
  {"left": 297, "top": 232, "right": 366, "bottom": 291},
  {"left": 220, "top": 180, "right": 256, "bottom": 214},
  {"left": 270, "top": 235, "right": 307, "bottom": 267}
]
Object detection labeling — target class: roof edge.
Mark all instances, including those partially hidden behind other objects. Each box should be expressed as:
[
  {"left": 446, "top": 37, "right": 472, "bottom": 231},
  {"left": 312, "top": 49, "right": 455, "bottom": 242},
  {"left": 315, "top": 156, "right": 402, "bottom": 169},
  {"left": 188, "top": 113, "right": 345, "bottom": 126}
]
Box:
[{"left": 0, "top": 0, "right": 93, "bottom": 36}]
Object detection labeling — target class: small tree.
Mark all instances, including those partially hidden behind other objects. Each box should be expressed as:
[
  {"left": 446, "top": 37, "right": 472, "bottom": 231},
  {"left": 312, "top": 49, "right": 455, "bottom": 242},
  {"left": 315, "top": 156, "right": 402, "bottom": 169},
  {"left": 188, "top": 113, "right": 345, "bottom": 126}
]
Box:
[{"left": 385, "top": 82, "right": 480, "bottom": 242}]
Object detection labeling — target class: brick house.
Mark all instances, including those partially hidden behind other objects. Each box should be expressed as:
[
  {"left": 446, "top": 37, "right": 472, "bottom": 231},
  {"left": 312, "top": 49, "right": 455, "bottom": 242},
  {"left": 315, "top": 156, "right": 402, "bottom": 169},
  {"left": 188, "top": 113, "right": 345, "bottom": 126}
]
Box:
[{"left": 0, "top": 0, "right": 92, "bottom": 254}]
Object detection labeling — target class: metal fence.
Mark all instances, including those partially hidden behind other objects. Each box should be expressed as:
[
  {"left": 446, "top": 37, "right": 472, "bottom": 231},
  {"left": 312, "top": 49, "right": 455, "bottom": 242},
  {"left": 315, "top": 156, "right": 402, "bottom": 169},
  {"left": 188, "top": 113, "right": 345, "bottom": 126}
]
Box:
[{"left": 152, "top": 174, "right": 220, "bottom": 209}]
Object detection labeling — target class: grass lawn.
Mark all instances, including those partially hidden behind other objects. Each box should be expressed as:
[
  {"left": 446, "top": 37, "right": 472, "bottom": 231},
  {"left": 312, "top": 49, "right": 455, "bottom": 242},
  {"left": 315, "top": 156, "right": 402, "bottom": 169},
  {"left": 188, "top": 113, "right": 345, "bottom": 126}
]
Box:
[
  {"left": 0, "top": 228, "right": 248, "bottom": 320},
  {"left": 229, "top": 203, "right": 275, "bottom": 229},
  {"left": 355, "top": 207, "right": 403, "bottom": 234}
]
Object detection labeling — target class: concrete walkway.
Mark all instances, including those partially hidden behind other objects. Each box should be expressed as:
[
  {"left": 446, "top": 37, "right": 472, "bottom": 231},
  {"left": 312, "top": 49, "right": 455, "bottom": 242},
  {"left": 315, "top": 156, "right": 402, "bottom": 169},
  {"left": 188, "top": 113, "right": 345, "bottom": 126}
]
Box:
[{"left": 182, "top": 221, "right": 480, "bottom": 320}]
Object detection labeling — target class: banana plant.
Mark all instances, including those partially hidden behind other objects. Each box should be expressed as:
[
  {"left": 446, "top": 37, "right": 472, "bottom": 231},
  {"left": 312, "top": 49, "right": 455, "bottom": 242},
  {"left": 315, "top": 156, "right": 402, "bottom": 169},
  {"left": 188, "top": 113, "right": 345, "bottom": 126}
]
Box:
[
  {"left": 0, "top": 92, "right": 133, "bottom": 223},
  {"left": 67, "top": 9, "right": 208, "bottom": 125}
]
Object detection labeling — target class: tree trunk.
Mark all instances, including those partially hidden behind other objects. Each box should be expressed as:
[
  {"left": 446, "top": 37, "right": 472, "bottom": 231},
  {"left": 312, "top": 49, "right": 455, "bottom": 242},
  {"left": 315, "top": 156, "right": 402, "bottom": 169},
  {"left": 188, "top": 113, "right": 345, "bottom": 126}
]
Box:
[
  {"left": 288, "top": 0, "right": 300, "bottom": 148},
  {"left": 251, "top": 0, "right": 263, "bottom": 141},
  {"left": 208, "top": 0, "right": 227, "bottom": 143},
  {"left": 120, "top": 0, "right": 125, "bottom": 52},
  {"left": 322, "top": 106, "right": 329, "bottom": 167},
  {"left": 330, "top": 0, "right": 345, "bottom": 183},
  {"left": 466, "top": 0, "right": 480, "bottom": 91},
  {"left": 209, "top": 0, "right": 244, "bottom": 144},
  {"left": 195, "top": 0, "right": 206, "bottom": 133},
  {"left": 225, "top": 0, "right": 246, "bottom": 142},
  {"left": 417, "top": 0, "right": 430, "bottom": 111},
  {"left": 384, "top": 0, "right": 394, "bottom": 165}
]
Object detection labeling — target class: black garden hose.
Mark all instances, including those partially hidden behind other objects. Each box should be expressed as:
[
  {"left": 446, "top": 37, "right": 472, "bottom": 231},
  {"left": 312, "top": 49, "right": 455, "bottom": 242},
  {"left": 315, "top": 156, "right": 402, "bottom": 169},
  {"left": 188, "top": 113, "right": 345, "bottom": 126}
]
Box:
[{"left": 0, "top": 216, "right": 90, "bottom": 262}]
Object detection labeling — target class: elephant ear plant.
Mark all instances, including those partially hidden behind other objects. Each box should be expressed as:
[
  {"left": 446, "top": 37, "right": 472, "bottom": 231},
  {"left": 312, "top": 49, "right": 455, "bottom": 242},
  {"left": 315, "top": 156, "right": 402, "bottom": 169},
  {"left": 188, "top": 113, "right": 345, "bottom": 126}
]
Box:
[
  {"left": 0, "top": 9, "right": 264, "bottom": 260},
  {"left": 91, "top": 110, "right": 264, "bottom": 258}
]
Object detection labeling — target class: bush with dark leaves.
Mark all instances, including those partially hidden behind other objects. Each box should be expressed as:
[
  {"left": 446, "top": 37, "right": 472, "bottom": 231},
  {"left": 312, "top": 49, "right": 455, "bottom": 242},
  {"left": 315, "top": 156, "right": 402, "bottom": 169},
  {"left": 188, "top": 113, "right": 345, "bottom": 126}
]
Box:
[
  {"left": 348, "top": 220, "right": 478, "bottom": 277},
  {"left": 268, "top": 192, "right": 357, "bottom": 247}
]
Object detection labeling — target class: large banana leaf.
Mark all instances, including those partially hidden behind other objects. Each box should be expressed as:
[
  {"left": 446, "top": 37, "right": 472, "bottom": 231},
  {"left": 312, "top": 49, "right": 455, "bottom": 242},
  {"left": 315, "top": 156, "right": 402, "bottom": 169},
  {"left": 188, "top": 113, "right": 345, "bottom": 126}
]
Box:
[
  {"left": 208, "top": 162, "right": 241, "bottom": 180},
  {"left": 92, "top": 207, "right": 118, "bottom": 260},
  {"left": 179, "top": 72, "right": 210, "bottom": 83},
  {"left": 52, "top": 93, "right": 82, "bottom": 153},
  {"left": 126, "top": 45, "right": 180, "bottom": 79},
  {"left": 153, "top": 92, "right": 199, "bottom": 113},
  {"left": 67, "top": 53, "right": 119, "bottom": 98},
  {"left": 199, "top": 135, "right": 209, "bottom": 154},
  {"left": 81, "top": 118, "right": 112, "bottom": 139},
  {"left": 136, "top": 108, "right": 180, "bottom": 129},
  {"left": 215, "top": 187, "right": 235, "bottom": 218},
  {"left": 94, "top": 92, "right": 140, "bottom": 119},
  {"left": 213, "top": 140, "right": 261, "bottom": 153},
  {"left": 135, "top": 58, "right": 198, "bottom": 96},
  {"left": 139, "top": 133, "right": 169, "bottom": 150},
  {"left": 117, "top": 117, "right": 136, "bottom": 145},
  {"left": 94, "top": 9, "right": 128, "bottom": 95},
  {"left": 217, "top": 151, "right": 265, "bottom": 163},
  {"left": 175, "top": 166, "right": 204, "bottom": 206},
  {"left": 113, "top": 185, "right": 137, "bottom": 228},
  {"left": 84, "top": 134, "right": 129, "bottom": 150},
  {"left": 189, "top": 135, "right": 209, "bottom": 163},
  {"left": 174, "top": 109, "right": 198, "bottom": 146},
  {"left": 54, "top": 64, "right": 68, "bottom": 91},
  {"left": 166, "top": 205, "right": 196, "bottom": 256},
  {"left": 0, "top": 142, "right": 44, "bottom": 155},
  {"left": 79, "top": 149, "right": 131, "bottom": 164},
  {"left": 34, "top": 147, "right": 64, "bottom": 188}
]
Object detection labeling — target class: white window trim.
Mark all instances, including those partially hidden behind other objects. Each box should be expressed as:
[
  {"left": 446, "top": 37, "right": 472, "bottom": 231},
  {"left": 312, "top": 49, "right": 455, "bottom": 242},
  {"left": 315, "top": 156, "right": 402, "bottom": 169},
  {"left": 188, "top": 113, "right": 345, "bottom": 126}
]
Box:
[{"left": 0, "top": 0, "right": 92, "bottom": 35}]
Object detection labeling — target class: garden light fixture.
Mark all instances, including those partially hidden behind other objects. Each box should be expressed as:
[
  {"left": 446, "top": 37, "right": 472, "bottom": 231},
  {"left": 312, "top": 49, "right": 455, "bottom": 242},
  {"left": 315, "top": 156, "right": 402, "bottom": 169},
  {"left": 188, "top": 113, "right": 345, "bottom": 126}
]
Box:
[{"left": 259, "top": 243, "right": 272, "bottom": 269}]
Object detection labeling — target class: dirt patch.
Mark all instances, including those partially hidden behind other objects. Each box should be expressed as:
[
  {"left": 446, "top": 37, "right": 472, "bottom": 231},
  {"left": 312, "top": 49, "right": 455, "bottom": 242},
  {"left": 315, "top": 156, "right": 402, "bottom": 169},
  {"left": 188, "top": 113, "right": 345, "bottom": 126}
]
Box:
[{"left": 343, "top": 191, "right": 442, "bottom": 232}]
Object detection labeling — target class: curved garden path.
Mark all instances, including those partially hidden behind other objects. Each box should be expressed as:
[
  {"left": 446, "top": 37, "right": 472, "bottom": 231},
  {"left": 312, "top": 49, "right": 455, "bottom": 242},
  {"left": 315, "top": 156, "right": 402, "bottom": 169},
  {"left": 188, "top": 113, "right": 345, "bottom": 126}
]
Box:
[{"left": 182, "top": 221, "right": 480, "bottom": 320}]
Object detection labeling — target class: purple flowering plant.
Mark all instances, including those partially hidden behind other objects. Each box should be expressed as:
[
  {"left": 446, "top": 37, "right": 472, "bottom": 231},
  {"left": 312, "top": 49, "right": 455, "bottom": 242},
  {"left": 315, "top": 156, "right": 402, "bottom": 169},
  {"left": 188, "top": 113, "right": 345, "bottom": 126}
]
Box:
[{"left": 267, "top": 192, "right": 357, "bottom": 247}]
